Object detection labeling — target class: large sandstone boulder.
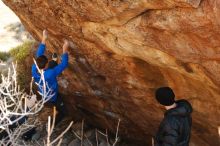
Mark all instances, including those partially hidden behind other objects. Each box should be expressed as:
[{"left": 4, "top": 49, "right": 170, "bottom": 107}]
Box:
[{"left": 3, "top": 0, "right": 220, "bottom": 145}]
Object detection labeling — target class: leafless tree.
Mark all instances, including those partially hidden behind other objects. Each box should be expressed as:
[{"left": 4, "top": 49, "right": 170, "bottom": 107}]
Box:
[
  {"left": 46, "top": 107, "right": 73, "bottom": 146},
  {"left": 0, "top": 62, "right": 65, "bottom": 145},
  {"left": 71, "top": 119, "right": 121, "bottom": 146}
]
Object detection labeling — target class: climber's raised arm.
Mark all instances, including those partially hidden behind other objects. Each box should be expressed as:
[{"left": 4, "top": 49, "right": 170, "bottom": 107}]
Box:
[
  {"left": 36, "top": 30, "right": 48, "bottom": 57},
  {"left": 54, "top": 40, "right": 69, "bottom": 76}
]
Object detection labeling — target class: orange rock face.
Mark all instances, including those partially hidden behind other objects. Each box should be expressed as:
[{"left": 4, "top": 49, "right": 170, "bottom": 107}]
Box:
[{"left": 3, "top": 0, "right": 220, "bottom": 145}]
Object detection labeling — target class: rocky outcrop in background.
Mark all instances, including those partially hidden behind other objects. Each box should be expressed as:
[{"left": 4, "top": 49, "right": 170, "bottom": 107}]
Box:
[{"left": 2, "top": 0, "right": 220, "bottom": 145}]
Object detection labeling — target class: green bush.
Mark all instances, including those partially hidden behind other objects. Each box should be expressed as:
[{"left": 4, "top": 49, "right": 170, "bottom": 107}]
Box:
[
  {"left": 9, "top": 41, "right": 34, "bottom": 62},
  {"left": 0, "top": 51, "right": 10, "bottom": 62},
  {"left": 9, "top": 41, "right": 35, "bottom": 91}
]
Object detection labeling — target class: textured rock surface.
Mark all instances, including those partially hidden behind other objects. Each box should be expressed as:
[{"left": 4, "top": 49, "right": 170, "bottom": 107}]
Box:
[{"left": 3, "top": 0, "right": 220, "bottom": 145}]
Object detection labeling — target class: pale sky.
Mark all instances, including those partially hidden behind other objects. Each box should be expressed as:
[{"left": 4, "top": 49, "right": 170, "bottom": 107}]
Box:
[{"left": 0, "top": 1, "right": 22, "bottom": 52}]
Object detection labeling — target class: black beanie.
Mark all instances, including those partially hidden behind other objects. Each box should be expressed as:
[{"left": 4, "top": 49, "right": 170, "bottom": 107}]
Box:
[{"left": 155, "top": 87, "right": 175, "bottom": 106}]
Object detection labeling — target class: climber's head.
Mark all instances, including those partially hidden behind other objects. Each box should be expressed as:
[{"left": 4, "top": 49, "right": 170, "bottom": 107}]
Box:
[{"left": 36, "top": 55, "right": 48, "bottom": 69}]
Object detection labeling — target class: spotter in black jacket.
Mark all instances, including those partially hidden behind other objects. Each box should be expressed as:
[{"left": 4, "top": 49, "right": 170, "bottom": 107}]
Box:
[{"left": 155, "top": 100, "right": 193, "bottom": 146}]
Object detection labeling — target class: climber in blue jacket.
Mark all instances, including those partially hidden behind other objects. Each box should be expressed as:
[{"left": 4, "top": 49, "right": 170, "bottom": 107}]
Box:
[{"left": 32, "top": 30, "right": 69, "bottom": 125}]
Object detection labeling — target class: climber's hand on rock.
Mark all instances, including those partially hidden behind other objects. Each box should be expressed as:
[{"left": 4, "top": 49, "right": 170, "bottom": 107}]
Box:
[
  {"left": 43, "top": 29, "right": 48, "bottom": 39},
  {"left": 42, "top": 29, "right": 48, "bottom": 44},
  {"left": 63, "top": 40, "right": 69, "bottom": 54}
]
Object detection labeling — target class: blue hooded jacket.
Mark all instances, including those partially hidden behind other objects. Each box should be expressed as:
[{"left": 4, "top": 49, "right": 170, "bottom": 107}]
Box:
[{"left": 32, "top": 43, "right": 68, "bottom": 102}]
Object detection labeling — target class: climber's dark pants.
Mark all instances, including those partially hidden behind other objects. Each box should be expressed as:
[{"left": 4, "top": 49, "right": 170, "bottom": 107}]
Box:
[{"left": 50, "top": 93, "right": 66, "bottom": 125}]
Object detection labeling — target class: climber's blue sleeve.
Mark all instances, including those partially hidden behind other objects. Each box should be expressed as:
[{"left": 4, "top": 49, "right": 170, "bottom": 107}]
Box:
[
  {"left": 53, "top": 53, "right": 68, "bottom": 76},
  {"left": 31, "top": 64, "right": 40, "bottom": 83},
  {"left": 36, "top": 43, "right": 46, "bottom": 57}
]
